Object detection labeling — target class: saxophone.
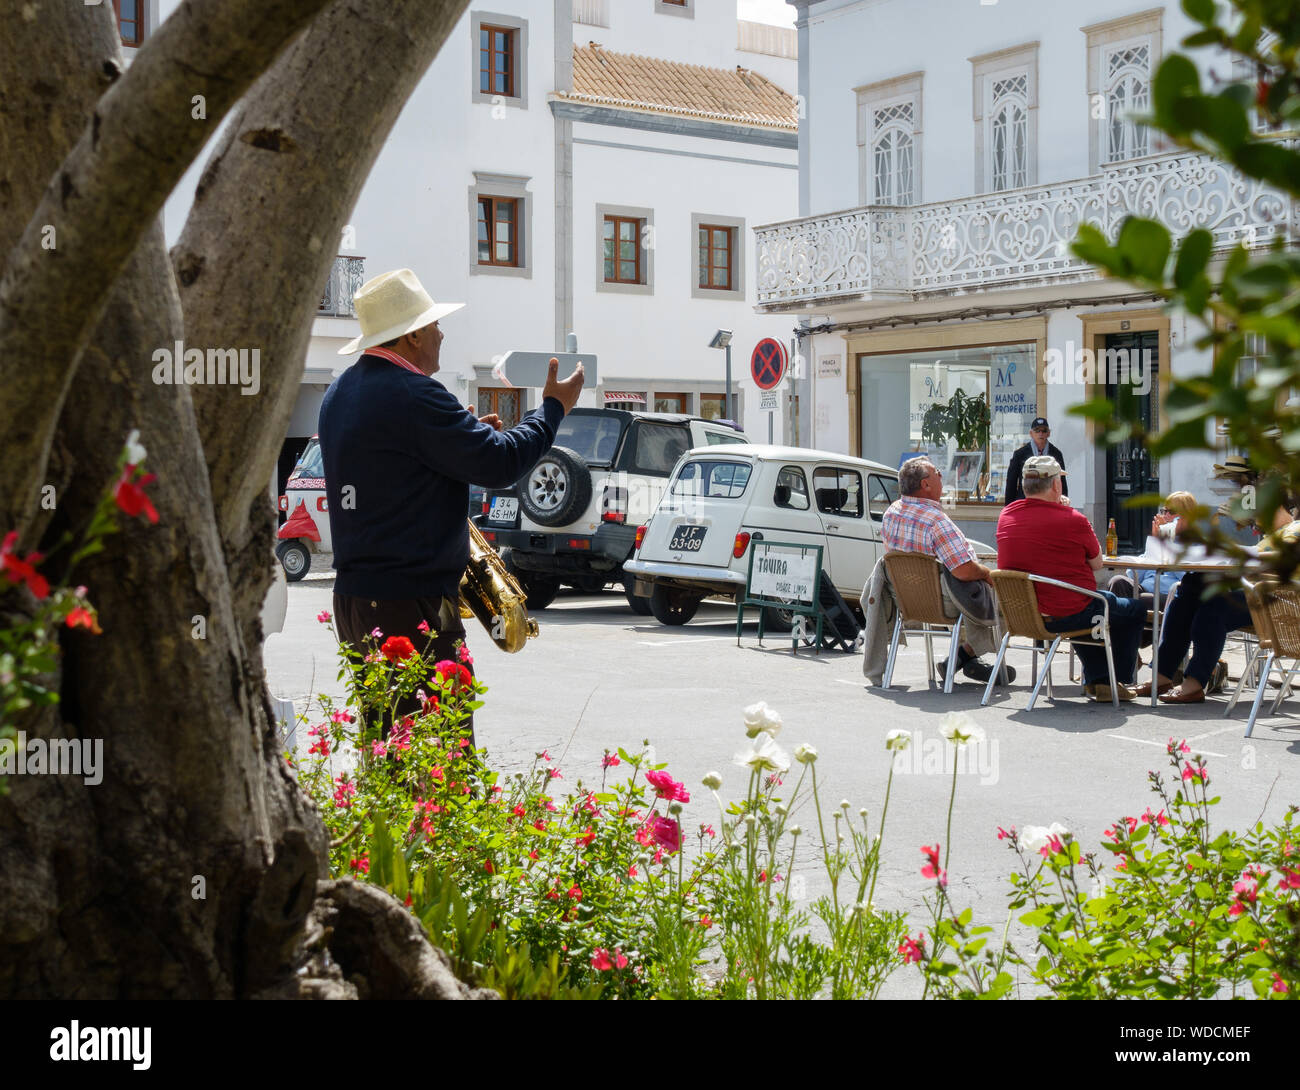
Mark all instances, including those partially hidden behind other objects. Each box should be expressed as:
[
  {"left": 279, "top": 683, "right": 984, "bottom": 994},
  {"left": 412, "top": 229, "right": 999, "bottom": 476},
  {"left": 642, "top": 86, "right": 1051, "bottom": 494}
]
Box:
[{"left": 459, "top": 519, "right": 540, "bottom": 653}]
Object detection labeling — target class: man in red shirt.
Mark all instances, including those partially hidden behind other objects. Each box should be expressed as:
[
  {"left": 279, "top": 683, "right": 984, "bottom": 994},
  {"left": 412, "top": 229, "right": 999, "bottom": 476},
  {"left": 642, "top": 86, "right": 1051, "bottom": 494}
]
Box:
[{"left": 996, "top": 456, "right": 1144, "bottom": 701}]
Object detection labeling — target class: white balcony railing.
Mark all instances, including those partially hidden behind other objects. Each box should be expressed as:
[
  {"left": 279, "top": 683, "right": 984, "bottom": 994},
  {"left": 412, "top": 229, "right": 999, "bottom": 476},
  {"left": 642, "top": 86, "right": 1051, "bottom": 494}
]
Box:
[
  {"left": 318, "top": 255, "right": 365, "bottom": 318},
  {"left": 756, "top": 150, "right": 1296, "bottom": 307}
]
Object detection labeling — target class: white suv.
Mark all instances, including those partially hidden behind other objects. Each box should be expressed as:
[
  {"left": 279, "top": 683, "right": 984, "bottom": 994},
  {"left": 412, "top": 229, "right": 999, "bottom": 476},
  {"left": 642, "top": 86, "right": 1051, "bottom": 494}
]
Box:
[{"left": 477, "top": 407, "right": 748, "bottom": 611}]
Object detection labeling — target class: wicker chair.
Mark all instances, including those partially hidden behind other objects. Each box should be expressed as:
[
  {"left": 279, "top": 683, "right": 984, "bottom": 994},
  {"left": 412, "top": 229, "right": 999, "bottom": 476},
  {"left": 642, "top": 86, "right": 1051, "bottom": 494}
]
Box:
[
  {"left": 983, "top": 571, "right": 1121, "bottom": 709},
  {"left": 881, "top": 552, "right": 966, "bottom": 693},
  {"left": 1223, "top": 579, "right": 1300, "bottom": 737}
]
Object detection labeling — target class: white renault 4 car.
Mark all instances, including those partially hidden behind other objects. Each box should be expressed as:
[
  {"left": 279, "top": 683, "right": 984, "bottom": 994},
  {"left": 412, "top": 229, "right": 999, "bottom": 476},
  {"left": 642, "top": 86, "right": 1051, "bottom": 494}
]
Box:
[{"left": 625, "top": 446, "right": 901, "bottom": 628}]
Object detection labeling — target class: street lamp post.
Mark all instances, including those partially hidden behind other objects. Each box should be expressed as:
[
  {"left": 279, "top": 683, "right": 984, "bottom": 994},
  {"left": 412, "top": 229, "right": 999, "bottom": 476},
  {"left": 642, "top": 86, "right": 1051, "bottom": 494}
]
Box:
[{"left": 708, "top": 329, "right": 734, "bottom": 420}]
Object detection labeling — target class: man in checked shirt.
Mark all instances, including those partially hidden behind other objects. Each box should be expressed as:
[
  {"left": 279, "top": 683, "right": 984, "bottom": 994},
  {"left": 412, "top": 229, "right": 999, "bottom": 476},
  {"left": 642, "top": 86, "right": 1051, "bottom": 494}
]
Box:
[{"left": 882, "top": 457, "right": 1012, "bottom": 684}]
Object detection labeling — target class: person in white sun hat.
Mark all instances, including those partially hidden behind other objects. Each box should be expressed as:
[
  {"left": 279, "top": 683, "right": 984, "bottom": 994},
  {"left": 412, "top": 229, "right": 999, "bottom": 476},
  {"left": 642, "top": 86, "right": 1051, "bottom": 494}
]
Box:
[{"left": 319, "top": 268, "right": 584, "bottom": 742}]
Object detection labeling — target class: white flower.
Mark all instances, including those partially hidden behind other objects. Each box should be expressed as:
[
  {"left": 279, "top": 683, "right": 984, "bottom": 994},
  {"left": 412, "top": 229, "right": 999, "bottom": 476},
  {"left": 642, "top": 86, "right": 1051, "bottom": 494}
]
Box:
[
  {"left": 742, "top": 701, "right": 784, "bottom": 738},
  {"left": 743, "top": 814, "right": 758, "bottom": 829},
  {"left": 774, "top": 802, "right": 788, "bottom": 815},
  {"left": 702, "top": 771, "right": 723, "bottom": 790},
  {"left": 125, "top": 428, "right": 147, "bottom": 465},
  {"left": 858, "top": 808, "right": 868, "bottom": 818},
  {"left": 790, "top": 825, "right": 802, "bottom": 837},
  {"left": 839, "top": 799, "right": 851, "bottom": 811},
  {"left": 794, "top": 743, "right": 818, "bottom": 764},
  {"left": 734, "top": 732, "right": 790, "bottom": 773},
  {"left": 668, "top": 800, "right": 684, "bottom": 816},
  {"left": 938, "top": 712, "right": 986, "bottom": 747},
  {"left": 1020, "top": 822, "right": 1071, "bottom": 855},
  {"left": 885, "top": 729, "right": 912, "bottom": 752}
]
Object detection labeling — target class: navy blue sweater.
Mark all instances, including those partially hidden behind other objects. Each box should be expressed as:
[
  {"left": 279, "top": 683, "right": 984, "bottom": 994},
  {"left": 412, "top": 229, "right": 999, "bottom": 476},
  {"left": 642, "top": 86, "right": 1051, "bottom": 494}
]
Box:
[{"left": 318, "top": 354, "right": 564, "bottom": 599}]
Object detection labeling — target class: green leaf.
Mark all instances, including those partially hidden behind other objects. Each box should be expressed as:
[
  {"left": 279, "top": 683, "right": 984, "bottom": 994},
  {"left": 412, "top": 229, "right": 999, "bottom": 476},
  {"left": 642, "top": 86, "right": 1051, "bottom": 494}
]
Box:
[
  {"left": 1152, "top": 54, "right": 1203, "bottom": 129},
  {"left": 1180, "top": 0, "right": 1214, "bottom": 24},
  {"left": 1173, "top": 228, "right": 1213, "bottom": 290},
  {"left": 1116, "top": 217, "right": 1171, "bottom": 281},
  {"left": 1182, "top": 28, "right": 1223, "bottom": 47}
]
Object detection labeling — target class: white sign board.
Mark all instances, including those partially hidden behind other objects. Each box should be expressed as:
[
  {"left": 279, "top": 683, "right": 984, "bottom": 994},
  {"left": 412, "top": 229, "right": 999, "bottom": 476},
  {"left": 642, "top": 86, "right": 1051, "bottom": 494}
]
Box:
[
  {"left": 759, "top": 391, "right": 779, "bottom": 413},
  {"left": 817, "top": 354, "right": 843, "bottom": 379},
  {"left": 748, "top": 543, "right": 818, "bottom": 605}
]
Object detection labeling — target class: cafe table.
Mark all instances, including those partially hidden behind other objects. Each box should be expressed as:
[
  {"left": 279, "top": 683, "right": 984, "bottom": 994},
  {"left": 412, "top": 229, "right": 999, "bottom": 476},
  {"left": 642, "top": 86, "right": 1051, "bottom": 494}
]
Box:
[{"left": 1100, "top": 553, "right": 1251, "bottom": 708}]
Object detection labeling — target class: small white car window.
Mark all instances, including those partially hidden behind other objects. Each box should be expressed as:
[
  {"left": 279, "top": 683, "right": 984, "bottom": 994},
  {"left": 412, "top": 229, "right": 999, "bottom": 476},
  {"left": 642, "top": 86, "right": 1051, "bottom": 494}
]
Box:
[
  {"left": 774, "top": 466, "right": 810, "bottom": 510},
  {"left": 867, "top": 474, "right": 898, "bottom": 523},
  {"left": 812, "top": 468, "right": 863, "bottom": 519},
  {"left": 705, "top": 431, "right": 747, "bottom": 446},
  {"left": 672, "top": 460, "right": 753, "bottom": 499}
]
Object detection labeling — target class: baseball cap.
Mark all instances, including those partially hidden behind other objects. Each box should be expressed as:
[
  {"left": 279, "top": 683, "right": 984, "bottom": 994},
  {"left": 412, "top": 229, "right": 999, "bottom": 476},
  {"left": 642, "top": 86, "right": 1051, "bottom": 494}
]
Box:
[
  {"left": 1030, "top": 418, "right": 1050, "bottom": 430},
  {"left": 1022, "top": 455, "right": 1065, "bottom": 480}
]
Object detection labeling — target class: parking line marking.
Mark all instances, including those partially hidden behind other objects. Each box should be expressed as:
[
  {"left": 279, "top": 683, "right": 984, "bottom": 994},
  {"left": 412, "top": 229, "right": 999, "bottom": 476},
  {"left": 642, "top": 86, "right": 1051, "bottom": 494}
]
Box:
[
  {"left": 1108, "top": 733, "right": 1227, "bottom": 757},
  {"left": 635, "top": 636, "right": 744, "bottom": 647},
  {"left": 1185, "top": 724, "right": 1251, "bottom": 744}
]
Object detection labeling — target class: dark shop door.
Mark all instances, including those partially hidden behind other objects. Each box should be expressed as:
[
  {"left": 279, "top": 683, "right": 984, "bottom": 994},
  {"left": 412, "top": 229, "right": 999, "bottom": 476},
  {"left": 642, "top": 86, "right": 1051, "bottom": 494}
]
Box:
[{"left": 1104, "top": 330, "right": 1160, "bottom": 553}]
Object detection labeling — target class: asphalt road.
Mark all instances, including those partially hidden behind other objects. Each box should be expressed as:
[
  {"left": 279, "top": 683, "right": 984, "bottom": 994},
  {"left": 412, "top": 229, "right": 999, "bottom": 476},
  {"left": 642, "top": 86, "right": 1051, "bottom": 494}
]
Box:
[{"left": 265, "top": 561, "right": 1300, "bottom": 997}]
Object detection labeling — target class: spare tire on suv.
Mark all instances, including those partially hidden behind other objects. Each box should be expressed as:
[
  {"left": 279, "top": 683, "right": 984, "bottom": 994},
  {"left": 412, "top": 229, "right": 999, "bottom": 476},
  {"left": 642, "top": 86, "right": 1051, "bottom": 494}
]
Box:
[{"left": 518, "top": 445, "right": 592, "bottom": 527}]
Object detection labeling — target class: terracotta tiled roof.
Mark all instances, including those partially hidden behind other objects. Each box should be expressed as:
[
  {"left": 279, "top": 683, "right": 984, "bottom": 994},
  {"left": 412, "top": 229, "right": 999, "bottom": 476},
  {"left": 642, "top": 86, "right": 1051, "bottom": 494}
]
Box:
[{"left": 555, "top": 42, "right": 796, "bottom": 131}]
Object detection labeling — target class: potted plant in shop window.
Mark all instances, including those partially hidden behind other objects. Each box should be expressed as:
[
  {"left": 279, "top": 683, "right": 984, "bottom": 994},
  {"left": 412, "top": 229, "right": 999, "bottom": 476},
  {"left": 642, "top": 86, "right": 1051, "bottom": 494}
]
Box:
[{"left": 920, "top": 390, "right": 991, "bottom": 496}]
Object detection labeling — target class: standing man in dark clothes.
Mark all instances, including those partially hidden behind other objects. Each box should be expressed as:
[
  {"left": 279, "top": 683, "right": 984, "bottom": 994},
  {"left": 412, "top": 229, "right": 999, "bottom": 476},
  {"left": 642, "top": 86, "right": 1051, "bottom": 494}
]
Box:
[
  {"left": 318, "top": 268, "right": 583, "bottom": 742},
  {"left": 1004, "top": 417, "right": 1068, "bottom": 505}
]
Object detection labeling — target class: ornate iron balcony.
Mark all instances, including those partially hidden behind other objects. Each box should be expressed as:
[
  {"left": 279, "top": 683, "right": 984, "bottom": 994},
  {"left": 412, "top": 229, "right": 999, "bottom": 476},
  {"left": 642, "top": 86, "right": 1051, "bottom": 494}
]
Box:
[
  {"left": 755, "top": 149, "right": 1296, "bottom": 308},
  {"left": 318, "top": 255, "right": 366, "bottom": 318}
]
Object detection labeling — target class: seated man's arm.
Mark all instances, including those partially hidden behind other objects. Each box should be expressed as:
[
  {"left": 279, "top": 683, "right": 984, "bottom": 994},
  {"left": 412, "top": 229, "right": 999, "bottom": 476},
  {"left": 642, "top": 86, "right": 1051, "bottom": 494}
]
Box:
[{"left": 950, "top": 558, "right": 993, "bottom": 583}]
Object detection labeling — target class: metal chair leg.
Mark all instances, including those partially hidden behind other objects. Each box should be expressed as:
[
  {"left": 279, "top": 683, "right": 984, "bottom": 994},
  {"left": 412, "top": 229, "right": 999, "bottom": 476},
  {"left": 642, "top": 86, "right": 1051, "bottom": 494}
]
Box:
[
  {"left": 943, "top": 616, "right": 963, "bottom": 694},
  {"left": 982, "top": 632, "right": 1011, "bottom": 707},
  {"left": 882, "top": 614, "right": 902, "bottom": 688},
  {"left": 1269, "top": 659, "right": 1298, "bottom": 714},
  {"left": 1102, "top": 631, "right": 1119, "bottom": 708},
  {"left": 1245, "top": 651, "right": 1275, "bottom": 738},
  {"left": 923, "top": 627, "right": 935, "bottom": 687},
  {"left": 1028, "top": 636, "right": 1062, "bottom": 710},
  {"left": 1226, "top": 646, "right": 1262, "bottom": 718}
]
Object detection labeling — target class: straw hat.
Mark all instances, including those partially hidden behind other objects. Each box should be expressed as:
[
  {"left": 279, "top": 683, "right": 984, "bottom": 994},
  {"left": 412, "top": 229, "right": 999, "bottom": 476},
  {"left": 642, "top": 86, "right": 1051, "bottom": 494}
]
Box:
[
  {"left": 338, "top": 268, "right": 464, "bottom": 355},
  {"left": 1211, "top": 454, "right": 1253, "bottom": 479}
]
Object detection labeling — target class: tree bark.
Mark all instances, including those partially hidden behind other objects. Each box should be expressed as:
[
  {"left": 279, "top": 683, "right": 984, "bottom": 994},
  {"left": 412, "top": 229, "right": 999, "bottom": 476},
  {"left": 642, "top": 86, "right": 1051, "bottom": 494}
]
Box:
[
  {"left": 0, "top": 0, "right": 337, "bottom": 538},
  {"left": 0, "top": 0, "right": 472, "bottom": 998}
]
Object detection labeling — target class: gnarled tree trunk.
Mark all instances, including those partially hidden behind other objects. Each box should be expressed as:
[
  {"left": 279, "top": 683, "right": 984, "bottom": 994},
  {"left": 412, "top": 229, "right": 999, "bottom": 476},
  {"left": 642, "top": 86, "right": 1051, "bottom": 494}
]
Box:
[{"left": 0, "top": 0, "right": 471, "bottom": 998}]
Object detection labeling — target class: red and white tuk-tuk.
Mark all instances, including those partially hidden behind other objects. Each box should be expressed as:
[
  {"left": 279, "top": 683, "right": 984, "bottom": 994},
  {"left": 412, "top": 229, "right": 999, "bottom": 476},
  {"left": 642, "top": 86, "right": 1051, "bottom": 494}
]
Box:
[{"left": 276, "top": 436, "right": 329, "bottom": 581}]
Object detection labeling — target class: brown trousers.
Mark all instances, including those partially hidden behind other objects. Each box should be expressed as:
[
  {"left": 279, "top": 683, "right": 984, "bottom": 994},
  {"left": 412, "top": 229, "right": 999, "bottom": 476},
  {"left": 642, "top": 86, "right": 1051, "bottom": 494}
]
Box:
[{"left": 332, "top": 592, "right": 476, "bottom": 747}]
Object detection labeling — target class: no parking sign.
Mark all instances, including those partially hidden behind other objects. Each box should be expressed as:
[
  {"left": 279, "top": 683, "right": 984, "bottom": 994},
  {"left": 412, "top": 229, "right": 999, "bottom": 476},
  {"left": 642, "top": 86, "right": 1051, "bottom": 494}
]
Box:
[{"left": 750, "top": 338, "right": 787, "bottom": 391}]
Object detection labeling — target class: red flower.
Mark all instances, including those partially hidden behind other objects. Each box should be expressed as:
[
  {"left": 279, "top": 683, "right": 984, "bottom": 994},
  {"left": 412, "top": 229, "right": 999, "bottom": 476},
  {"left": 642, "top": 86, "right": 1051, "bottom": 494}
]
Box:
[
  {"left": 381, "top": 635, "right": 415, "bottom": 662},
  {"left": 65, "top": 605, "right": 102, "bottom": 633},
  {"left": 758, "top": 870, "right": 768, "bottom": 883},
  {"left": 1, "top": 531, "right": 49, "bottom": 599},
  {"left": 1257, "top": 80, "right": 1271, "bottom": 110},
  {"left": 651, "top": 816, "right": 681, "bottom": 854},
  {"left": 511, "top": 804, "right": 526, "bottom": 818},
  {"left": 417, "top": 620, "right": 430, "bottom": 634},
  {"left": 628, "top": 864, "right": 638, "bottom": 878},
  {"left": 602, "top": 752, "right": 621, "bottom": 768},
  {"left": 591, "top": 948, "right": 614, "bottom": 971},
  {"left": 899, "top": 933, "right": 925, "bottom": 964},
  {"left": 434, "top": 660, "right": 473, "bottom": 690},
  {"left": 114, "top": 466, "right": 159, "bottom": 523},
  {"left": 567, "top": 884, "right": 582, "bottom": 901},
  {"left": 646, "top": 770, "right": 691, "bottom": 803},
  {"left": 1279, "top": 869, "right": 1300, "bottom": 891},
  {"left": 700, "top": 914, "right": 713, "bottom": 929},
  {"left": 575, "top": 826, "right": 595, "bottom": 848},
  {"left": 484, "top": 859, "right": 494, "bottom": 874}
]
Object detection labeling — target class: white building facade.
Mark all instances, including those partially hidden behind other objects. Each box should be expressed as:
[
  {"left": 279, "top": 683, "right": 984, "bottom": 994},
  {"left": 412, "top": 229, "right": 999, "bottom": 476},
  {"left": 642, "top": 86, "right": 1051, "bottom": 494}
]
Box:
[
  {"left": 131, "top": 1, "right": 800, "bottom": 491},
  {"left": 759, "top": 0, "right": 1292, "bottom": 548}
]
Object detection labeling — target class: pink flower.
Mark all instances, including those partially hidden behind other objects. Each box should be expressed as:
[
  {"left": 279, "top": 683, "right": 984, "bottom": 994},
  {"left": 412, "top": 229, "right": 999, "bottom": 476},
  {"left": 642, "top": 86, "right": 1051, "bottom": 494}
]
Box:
[
  {"left": 316, "top": 610, "right": 332, "bottom": 623},
  {"left": 1182, "top": 762, "right": 1207, "bottom": 784},
  {"left": 370, "top": 740, "right": 388, "bottom": 758},
  {"left": 602, "top": 752, "right": 620, "bottom": 768},
  {"left": 434, "top": 660, "right": 473, "bottom": 691},
  {"left": 651, "top": 816, "right": 681, "bottom": 854},
  {"left": 1141, "top": 807, "right": 1169, "bottom": 827},
  {"left": 646, "top": 770, "right": 691, "bottom": 803},
  {"left": 920, "top": 844, "right": 947, "bottom": 888},
  {"left": 457, "top": 643, "right": 473, "bottom": 665},
  {"left": 652, "top": 848, "right": 665, "bottom": 865},
  {"left": 0, "top": 531, "right": 49, "bottom": 599},
  {"left": 899, "top": 934, "right": 925, "bottom": 964},
  {"left": 591, "top": 948, "right": 613, "bottom": 971},
  {"left": 332, "top": 777, "right": 356, "bottom": 809},
  {"left": 549, "top": 767, "right": 562, "bottom": 779},
  {"left": 996, "top": 825, "right": 1015, "bottom": 841},
  {"left": 1167, "top": 737, "right": 1191, "bottom": 756},
  {"left": 330, "top": 709, "right": 355, "bottom": 724},
  {"left": 349, "top": 855, "right": 369, "bottom": 874},
  {"left": 1229, "top": 876, "right": 1259, "bottom": 917},
  {"left": 540, "top": 749, "right": 552, "bottom": 762},
  {"left": 628, "top": 864, "right": 638, "bottom": 878},
  {"left": 704, "top": 824, "right": 717, "bottom": 839},
  {"left": 1278, "top": 869, "right": 1300, "bottom": 891},
  {"left": 700, "top": 914, "right": 713, "bottom": 929},
  {"left": 1272, "top": 972, "right": 1289, "bottom": 994},
  {"left": 417, "top": 620, "right": 430, "bottom": 633},
  {"left": 369, "top": 627, "right": 383, "bottom": 639},
  {"left": 575, "top": 826, "right": 595, "bottom": 848}
]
